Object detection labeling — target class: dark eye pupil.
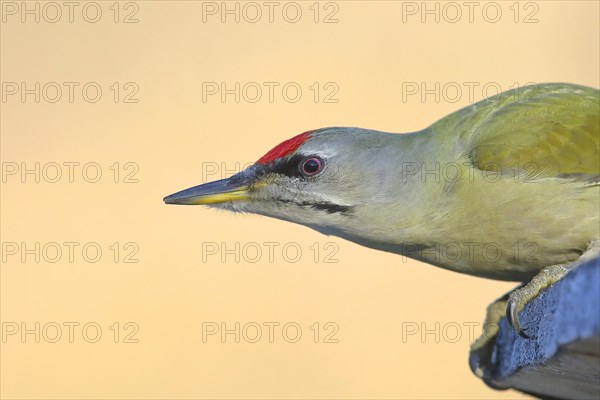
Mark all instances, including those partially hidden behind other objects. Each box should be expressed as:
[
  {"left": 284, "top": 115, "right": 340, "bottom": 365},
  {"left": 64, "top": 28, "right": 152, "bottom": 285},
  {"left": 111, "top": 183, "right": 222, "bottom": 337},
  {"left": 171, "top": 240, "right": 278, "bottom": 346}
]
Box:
[{"left": 302, "top": 158, "right": 321, "bottom": 175}]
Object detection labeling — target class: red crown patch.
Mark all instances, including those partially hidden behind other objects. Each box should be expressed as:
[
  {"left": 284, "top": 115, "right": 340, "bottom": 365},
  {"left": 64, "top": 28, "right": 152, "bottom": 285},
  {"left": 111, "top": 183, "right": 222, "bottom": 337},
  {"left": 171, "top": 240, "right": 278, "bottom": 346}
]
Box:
[{"left": 256, "top": 130, "right": 313, "bottom": 164}]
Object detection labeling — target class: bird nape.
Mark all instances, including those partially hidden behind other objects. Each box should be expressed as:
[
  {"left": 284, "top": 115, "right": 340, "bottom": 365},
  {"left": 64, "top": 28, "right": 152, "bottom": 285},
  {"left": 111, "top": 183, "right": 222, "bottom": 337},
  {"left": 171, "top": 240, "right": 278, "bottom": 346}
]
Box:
[{"left": 164, "top": 82, "right": 600, "bottom": 382}]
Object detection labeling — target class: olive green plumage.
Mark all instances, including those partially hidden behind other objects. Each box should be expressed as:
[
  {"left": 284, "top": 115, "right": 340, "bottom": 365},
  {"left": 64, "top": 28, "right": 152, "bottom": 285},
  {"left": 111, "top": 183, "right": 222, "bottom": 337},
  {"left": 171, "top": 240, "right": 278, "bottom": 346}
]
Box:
[
  {"left": 418, "top": 83, "right": 599, "bottom": 280},
  {"left": 441, "top": 83, "right": 599, "bottom": 180}
]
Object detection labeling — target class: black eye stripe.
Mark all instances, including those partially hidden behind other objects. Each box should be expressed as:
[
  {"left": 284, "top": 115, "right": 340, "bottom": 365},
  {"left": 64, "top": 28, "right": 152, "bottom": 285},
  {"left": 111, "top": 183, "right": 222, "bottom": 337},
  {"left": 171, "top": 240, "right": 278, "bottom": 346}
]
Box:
[{"left": 261, "top": 154, "right": 324, "bottom": 178}]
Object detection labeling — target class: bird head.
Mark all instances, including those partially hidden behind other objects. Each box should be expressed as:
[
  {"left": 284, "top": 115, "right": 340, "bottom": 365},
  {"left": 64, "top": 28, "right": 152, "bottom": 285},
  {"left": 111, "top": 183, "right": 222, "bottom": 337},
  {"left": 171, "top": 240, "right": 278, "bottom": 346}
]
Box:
[{"left": 164, "top": 127, "right": 410, "bottom": 236}]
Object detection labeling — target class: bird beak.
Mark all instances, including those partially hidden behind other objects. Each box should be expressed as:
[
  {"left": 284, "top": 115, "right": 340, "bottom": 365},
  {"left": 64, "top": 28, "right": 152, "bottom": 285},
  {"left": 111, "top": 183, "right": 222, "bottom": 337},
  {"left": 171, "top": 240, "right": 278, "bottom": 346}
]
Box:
[{"left": 163, "top": 177, "right": 251, "bottom": 205}]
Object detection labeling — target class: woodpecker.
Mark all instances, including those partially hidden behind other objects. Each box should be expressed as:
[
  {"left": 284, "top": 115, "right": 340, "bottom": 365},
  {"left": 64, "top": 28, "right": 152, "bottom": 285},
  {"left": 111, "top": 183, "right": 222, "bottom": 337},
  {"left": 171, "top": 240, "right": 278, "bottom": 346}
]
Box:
[{"left": 164, "top": 83, "right": 599, "bottom": 379}]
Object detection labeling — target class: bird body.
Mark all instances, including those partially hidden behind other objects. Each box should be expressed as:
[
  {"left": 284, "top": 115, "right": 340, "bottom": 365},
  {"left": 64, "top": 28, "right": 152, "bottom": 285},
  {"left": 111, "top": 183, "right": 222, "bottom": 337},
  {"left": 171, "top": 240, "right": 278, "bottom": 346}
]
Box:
[{"left": 165, "top": 83, "right": 599, "bottom": 282}]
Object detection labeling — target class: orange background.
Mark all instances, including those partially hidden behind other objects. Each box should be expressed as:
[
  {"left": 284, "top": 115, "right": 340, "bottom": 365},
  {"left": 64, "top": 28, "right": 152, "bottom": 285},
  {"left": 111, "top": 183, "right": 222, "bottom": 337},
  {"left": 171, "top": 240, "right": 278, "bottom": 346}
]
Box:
[{"left": 1, "top": 1, "right": 598, "bottom": 399}]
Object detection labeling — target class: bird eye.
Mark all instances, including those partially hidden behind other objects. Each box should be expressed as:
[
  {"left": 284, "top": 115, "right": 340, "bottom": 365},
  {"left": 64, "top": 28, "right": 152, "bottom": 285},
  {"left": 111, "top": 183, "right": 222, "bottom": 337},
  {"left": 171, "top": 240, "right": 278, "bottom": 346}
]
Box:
[{"left": 300, "top": 157, "right": 323, "bottom": 176}]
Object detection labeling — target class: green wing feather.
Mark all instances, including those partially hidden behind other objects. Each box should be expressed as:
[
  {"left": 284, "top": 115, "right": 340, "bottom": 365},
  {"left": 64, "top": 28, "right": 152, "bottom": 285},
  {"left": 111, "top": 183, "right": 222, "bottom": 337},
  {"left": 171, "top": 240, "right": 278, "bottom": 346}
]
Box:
[{"left": 437, "top": 83, "right": 600, "bottom": 182}]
